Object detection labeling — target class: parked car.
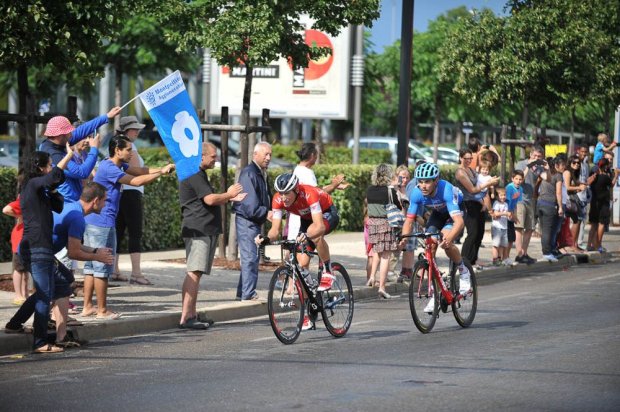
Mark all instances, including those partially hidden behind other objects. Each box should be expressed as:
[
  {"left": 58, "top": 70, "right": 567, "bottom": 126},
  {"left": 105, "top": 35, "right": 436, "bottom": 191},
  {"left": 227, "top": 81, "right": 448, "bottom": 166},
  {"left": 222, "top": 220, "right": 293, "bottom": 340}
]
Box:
[
  {"left": 420, "top": 146, "right": 460, "bottom": 164},
  {"left": 0, "top": 148, "right": 18, "bottom": 168},
  {"left": 348, "top": 136, "right": 456, "bottom": 165}
]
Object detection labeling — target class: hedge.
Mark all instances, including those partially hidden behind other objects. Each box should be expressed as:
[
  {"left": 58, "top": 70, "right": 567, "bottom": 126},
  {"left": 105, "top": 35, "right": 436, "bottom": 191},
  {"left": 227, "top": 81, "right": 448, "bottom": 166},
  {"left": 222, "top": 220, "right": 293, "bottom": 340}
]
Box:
[{"left": 1, "top": 164, "right": 467, "bottom": 260}]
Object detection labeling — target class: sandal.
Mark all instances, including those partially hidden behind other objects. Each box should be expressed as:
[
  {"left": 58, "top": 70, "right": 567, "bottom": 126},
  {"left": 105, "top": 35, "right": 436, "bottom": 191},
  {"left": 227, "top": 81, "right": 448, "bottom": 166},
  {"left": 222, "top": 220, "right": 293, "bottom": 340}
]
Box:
[
  {"left": 33, "top": 344, "right": 64, "bottom": 354},
  {"left": 366, "top": 277, "right": 375, "bottom": 287},
  {"left": 80, "top": 309, "right": 97, "bottom": 317},
  {"left": 111, "top": 273, "right": 129, "bottom": 282},
  {"left": 130, "top": 275, "right": 153, "bottom": 285},
  {"left": 96, "top": 311, "right": 121, "bottom": 320}
]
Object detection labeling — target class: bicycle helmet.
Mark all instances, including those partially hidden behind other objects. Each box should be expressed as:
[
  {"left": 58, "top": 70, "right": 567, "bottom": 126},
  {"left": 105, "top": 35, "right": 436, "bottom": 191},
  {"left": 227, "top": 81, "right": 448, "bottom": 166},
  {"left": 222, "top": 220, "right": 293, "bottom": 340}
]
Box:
[
  {"left": 274, "top": 173, "right": 299, "bottom": 193},
  {"left": 414, "top": 162, "right": 440, "bottom": 180}
]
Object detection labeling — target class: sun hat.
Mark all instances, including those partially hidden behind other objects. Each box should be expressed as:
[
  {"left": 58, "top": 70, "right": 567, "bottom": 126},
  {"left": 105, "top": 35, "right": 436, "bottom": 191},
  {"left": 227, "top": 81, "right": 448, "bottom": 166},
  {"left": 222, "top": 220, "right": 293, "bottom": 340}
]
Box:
[
  {"left": 118, "top": 116, "right": 146, "bottom": 132},
  {"left": 44, "top": 116, "right": 75, "bottom": 137}
]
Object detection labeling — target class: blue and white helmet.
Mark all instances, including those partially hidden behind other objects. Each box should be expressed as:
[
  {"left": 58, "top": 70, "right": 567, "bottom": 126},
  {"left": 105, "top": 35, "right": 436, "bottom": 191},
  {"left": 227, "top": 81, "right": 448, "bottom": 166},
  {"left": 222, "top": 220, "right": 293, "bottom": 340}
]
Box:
[{"left": 414, "top": 162, "right": 440, "bottom": 180}]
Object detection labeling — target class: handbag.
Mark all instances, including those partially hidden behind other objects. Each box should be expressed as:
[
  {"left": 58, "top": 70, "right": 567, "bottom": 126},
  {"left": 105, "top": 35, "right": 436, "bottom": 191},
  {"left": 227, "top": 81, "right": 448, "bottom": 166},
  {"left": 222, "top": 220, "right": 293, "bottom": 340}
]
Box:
[
  {"left": 565, "top": 193, "right": 579, "bottom": 214},
  {"left": 385, "top": 188, "right": 405, "bottom": 228}
]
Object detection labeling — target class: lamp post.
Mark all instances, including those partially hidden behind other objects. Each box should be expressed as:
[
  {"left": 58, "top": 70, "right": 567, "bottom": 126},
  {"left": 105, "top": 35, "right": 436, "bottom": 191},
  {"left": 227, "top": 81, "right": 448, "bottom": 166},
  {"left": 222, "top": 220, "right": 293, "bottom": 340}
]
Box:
[{"left": 351, "top": 25, "right": 364, "bottom": 165}]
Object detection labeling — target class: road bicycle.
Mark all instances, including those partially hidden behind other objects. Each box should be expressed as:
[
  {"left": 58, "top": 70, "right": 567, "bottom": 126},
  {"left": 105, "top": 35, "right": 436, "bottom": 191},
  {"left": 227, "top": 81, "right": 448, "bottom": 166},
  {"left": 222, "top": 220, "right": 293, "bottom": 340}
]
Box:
[
  {"left": 265, "top": 239, "right": 354, "bottom": 344},
  {"left": 401, "top": 232, "right": 477, "bottom": 333}
]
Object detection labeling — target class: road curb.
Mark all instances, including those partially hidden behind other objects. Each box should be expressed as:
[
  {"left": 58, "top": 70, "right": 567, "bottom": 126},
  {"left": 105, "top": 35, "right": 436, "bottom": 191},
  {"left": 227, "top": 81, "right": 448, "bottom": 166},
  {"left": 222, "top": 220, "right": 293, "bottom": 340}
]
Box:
[{"left": 0, "top": 251, "right": 608, "bottom": 357}]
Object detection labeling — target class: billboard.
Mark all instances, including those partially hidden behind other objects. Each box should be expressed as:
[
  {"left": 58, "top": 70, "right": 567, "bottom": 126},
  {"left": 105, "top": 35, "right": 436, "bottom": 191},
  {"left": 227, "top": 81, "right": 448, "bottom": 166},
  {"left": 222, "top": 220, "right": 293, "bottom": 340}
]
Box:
[{"left": 209, "top": 19, "right": 351, "bottom": 120}]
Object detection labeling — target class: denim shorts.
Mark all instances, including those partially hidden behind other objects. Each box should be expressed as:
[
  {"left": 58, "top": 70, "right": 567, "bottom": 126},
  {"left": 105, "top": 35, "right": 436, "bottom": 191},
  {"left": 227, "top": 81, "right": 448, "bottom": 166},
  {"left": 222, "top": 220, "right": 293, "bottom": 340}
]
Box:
[{"left": 83, "top": 224, "right": 116, "bottom": 278}]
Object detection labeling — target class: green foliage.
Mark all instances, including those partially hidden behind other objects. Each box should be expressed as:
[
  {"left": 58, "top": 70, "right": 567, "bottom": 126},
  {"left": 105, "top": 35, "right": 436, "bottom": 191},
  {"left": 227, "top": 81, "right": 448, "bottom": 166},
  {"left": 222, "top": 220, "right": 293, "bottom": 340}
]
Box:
[
  {"left": 166, "top": 0, "right": 380, "bottom": 71},
  {"left": 141, "top": 175, "right": 184, "bottom": 251},
  {"left": 138, "top": 147, "right": 173, "bottom": 166},
  {"left": 440, "top": 1, "right": 619, "bottom": 135},
  {"left": 0, "top": 1, "right": 142, "bottom": 85},
  {"left": 271, "top": 144, "right": 391, "bottom": 165}
]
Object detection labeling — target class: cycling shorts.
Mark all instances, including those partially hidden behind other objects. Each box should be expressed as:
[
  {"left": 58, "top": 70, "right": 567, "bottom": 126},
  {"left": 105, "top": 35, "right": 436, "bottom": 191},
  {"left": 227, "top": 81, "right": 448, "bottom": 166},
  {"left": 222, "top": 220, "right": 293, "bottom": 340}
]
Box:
[{"left": 300, "top": 205, "right": 339, "bottom": 235}]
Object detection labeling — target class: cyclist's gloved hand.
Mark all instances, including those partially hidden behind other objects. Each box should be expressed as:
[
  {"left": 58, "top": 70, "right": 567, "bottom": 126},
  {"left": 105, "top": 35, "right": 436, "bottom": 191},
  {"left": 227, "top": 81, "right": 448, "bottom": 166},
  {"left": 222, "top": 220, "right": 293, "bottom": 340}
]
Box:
[
  {"left": 255, "top": 235, "right": 270, "bottom": 246},
  {"left": 296, "top": 232, "right": 308, "bottom": 244}
]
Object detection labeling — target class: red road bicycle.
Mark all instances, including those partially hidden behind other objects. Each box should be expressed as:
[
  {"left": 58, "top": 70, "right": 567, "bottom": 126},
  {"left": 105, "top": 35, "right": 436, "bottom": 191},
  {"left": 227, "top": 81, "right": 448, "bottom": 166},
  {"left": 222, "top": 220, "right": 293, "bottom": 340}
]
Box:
[{"left": 401, "top": 232, "right": 478, "bottom": 333}]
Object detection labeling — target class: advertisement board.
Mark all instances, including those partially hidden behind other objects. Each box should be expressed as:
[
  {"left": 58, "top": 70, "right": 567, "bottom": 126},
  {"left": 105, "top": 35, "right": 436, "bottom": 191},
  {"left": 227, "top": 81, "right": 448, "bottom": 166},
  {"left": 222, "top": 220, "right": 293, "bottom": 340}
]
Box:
[{"left": 209, "top": 18, "right": 351, "bottom": 120}]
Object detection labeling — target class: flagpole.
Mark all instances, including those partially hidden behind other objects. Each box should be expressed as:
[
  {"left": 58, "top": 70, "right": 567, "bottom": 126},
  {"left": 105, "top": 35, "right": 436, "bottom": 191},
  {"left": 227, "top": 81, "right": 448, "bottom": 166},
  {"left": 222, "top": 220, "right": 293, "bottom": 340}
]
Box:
[{"left": 120, "top": 94, "right": 141, "bottom": 110}]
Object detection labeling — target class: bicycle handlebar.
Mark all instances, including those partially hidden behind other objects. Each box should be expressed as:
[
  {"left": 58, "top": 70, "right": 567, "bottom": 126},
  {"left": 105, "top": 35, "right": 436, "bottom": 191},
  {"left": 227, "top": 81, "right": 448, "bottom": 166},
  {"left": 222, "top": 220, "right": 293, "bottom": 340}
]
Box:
[
  {"left": 399, "top": 231, "right": 443, "bottom": 240},
  {"left": 263, "top": 239, "right": 318, "bottom": 256}
]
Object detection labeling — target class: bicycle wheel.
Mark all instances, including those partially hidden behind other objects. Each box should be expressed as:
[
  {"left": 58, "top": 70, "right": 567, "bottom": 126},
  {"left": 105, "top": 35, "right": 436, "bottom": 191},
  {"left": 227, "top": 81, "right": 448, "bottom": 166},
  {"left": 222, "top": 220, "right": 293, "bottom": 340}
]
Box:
[
  {"left": 267, "top": 266, "right": 304, "bottom": 344},
  {"left": 320, "top": 262, "right": 354, "bottom": 337},
  {"left": 409, "top": 259, "right": 438, "bottom": 333},
  {"left": 451, "top": 260, "right": 478, "bottom": 328}
]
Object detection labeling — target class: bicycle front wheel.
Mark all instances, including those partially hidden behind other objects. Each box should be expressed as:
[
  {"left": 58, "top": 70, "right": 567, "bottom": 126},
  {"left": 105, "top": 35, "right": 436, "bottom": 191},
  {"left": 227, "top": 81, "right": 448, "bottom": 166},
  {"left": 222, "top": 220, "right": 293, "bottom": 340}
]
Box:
[
  {"left": 451, "top": 260, "right": 478, "bottom": 328},
  {"left": 409, "top": 259, "right": 438, "bottom": 333},
  {"left": 320, "top": 262, "right": 354, "bottom": 337},
  {"left": 267, "top": 266, "right": 304, "bottom": 344}
]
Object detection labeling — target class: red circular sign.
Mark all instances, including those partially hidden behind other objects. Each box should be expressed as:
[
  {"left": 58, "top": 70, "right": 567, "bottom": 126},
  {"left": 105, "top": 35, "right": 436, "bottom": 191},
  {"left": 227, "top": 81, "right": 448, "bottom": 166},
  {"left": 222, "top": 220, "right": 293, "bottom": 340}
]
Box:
[{"left": 303, "top": 29, "right": 334, "bottom": 80}]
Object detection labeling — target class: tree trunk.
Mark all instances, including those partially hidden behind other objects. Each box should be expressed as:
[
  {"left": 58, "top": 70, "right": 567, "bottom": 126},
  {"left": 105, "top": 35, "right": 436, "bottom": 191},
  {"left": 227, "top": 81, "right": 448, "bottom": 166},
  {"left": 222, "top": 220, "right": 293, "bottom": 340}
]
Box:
[
  {"left": 432, "top": 96, "right": 441, "bottom": 163},
  {"left": 455, "top": 122, "right": 463, "bottom": 151},
  {"left": 240, "top": 64, "right": 253, "bottom": 168},
  {"left": 521, "top": 99, "right": 529, "bottom": 140},
  {"left": 17, "top": 65, "right": 35, "bottom": 172},
  {"left": 314, "top": 120, "right": 324, "bottom": 164},
  {"left": 569, "top": 106, "right": 576, "bottom": 155}
]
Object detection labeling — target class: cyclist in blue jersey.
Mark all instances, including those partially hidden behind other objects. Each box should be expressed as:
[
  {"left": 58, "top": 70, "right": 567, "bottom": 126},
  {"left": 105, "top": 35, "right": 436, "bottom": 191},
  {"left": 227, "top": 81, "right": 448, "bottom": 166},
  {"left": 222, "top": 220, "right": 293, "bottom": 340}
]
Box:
[{"left": 399, "top": 163, "right": 472, "bottom": 302}]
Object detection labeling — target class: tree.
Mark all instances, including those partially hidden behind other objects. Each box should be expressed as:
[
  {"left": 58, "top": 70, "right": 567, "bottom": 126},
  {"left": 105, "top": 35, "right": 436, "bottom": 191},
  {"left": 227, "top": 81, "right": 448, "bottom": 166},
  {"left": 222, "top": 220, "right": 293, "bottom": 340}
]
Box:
[
  {"left": 102, "top": 11, "right": 200, "bottom": 128},
  {"left": 0, "top": 1, "right": 138, "bottom": 167},
  {"left": 166, "top": 0, "right": 381, "bottom": 166},
  {"left": 442, "top": 0, "right": 620, "bottom": 141}
]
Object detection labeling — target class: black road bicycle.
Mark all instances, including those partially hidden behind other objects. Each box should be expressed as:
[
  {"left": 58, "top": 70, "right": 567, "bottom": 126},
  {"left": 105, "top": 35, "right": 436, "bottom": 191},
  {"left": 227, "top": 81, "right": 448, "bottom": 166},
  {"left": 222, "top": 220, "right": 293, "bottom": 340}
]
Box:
[{"left": 265, "top": 240, "right": 354, "bottom": 344}]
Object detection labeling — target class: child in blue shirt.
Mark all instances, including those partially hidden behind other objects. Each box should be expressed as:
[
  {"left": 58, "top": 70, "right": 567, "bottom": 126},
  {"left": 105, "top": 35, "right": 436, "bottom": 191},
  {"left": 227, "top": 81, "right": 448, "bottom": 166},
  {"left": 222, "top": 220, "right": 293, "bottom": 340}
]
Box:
[
  {"left": 504, "top": 170, "right": 524, "bottom": 266},
  {"left": 593, "top": 133, "right": 616, "bottom": 165}
]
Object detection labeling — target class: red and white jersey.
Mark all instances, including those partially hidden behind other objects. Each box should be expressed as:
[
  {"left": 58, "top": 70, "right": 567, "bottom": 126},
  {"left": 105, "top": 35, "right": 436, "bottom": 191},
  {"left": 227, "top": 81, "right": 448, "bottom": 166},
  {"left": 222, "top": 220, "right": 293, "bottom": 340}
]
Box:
[{"left": 272, "top": 184, "right": 333, "bottom": 220}]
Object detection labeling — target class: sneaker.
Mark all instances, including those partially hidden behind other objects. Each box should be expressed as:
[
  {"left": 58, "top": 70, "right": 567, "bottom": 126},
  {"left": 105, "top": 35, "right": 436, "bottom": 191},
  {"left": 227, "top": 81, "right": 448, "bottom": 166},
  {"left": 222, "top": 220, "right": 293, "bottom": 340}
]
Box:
[
  {"left": 473, "top": 264, "right": 484, "bottom": 271},
  {"left": 301, "top": 316, "right": 314, "bottom": 331},
  {"left": 317, "top": 273, "right": 336, "bottom": 292},
  {"left": 541, "top": 254, "right": 559, "bottom": 263},
  {"left": 524, "top": 255, "right": 536, "bottom": 265},
  {"left": 515, "top": 255, "right": 524, "bottom": 264},
  {"left": 423, "top": 298, "right": 435, "bottom": 314},
  {"left": 492, "top": 259, "right": 502, "bottom": 267},
  {"left": 502, "top": 258, "right": 515, "bottom": 266},
  {"left": 459, "top": 269, "right": 471, "bottom": 295},
  {"left": 598, "top": 247, "right": 607, "bottom": 253}
]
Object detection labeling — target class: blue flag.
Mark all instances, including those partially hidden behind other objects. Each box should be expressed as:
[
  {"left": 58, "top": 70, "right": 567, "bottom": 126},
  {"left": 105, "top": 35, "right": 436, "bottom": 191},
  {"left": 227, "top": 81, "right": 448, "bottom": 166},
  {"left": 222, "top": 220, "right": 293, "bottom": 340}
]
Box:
[{"left": 139, "top": 71, "right": 201, "bottom": 181}]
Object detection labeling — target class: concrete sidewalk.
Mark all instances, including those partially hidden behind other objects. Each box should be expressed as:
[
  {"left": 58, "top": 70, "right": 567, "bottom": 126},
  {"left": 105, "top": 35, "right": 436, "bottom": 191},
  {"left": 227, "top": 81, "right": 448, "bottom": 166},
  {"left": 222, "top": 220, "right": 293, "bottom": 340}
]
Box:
[{"left": 0, "top": 228, "right": 617, "bottom": 356}]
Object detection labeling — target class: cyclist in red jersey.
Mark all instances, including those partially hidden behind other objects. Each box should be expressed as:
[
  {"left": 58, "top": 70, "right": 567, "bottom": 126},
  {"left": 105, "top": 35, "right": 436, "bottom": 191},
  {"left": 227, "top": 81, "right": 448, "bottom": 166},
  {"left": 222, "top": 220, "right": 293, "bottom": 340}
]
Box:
[{"left": 256, "top": 173, "right": 339, "bottom": 292}]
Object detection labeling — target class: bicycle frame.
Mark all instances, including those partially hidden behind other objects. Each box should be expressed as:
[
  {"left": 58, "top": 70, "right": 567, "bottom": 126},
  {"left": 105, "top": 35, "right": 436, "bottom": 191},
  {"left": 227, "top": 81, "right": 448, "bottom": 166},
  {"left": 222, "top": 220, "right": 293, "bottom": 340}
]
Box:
[
  {"left": 414, "top": 233, "right": 462, "bottom": 306},
  {"left": 274, "top": 240, "right": 324, "bottom": 314}
]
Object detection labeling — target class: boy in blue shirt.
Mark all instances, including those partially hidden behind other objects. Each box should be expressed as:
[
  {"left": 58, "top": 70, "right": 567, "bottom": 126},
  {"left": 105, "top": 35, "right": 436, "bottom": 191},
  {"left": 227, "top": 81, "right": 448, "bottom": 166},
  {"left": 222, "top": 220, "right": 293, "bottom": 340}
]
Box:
[{"left": 504, "top": 170, "right": 524, "bottom": 266}]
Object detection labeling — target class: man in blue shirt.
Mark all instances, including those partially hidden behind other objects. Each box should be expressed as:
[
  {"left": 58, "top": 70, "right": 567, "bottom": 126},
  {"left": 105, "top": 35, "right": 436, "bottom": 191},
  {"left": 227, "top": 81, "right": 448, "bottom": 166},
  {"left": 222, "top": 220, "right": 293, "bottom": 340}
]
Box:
[{"left": 399, "top": 163, "right": 471, "bottom": 312}]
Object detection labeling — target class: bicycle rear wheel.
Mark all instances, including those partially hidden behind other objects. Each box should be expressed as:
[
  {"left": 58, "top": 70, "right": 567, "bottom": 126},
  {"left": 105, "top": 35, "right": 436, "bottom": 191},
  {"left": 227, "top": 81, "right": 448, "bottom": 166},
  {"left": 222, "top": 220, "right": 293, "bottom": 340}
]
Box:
[
  {"left": 451, "top": 260, "right": 478, "bottom": 328},
  {"left": 409, "top": 259, "right": 438, "bottom": 333},
  {"left": 320, "top": 262, "right": 354, "bottom": 337},
  {"left": 267, "top": 266, "right": 304, "bottom": 344}
]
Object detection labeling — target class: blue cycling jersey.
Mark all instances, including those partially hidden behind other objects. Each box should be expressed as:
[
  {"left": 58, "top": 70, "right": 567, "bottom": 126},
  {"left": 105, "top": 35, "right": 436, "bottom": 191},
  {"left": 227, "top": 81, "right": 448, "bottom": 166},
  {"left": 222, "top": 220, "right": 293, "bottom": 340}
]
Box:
[{"left": 406, "top": 179, "right": 463, "bottom": 218}]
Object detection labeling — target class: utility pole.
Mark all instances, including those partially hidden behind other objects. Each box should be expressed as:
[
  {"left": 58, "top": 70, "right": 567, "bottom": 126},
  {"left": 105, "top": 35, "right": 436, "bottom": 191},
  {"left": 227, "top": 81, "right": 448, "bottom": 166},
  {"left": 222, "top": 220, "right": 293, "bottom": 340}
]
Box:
[
  {"left": 396, "top": 0, "right": 414, "bottom": 166},
  {"left": 351, "top": 25, "right": 364, "bottom": 165}
]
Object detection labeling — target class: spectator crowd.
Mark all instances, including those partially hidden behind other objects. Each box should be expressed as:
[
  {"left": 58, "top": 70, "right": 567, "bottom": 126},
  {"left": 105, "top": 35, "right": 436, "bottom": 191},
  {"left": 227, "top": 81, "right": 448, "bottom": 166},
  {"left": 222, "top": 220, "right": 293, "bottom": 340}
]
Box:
[{"left": 3, "top": 117, "right": 618, "bottom": 349}]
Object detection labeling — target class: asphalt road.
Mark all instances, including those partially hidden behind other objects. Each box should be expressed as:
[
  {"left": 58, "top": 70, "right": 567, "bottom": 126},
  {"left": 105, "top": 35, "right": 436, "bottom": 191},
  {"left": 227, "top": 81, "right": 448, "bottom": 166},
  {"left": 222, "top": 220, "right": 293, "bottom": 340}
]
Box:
[{"left": 1, "top": 261, "right": 619, "bottom": 411}]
